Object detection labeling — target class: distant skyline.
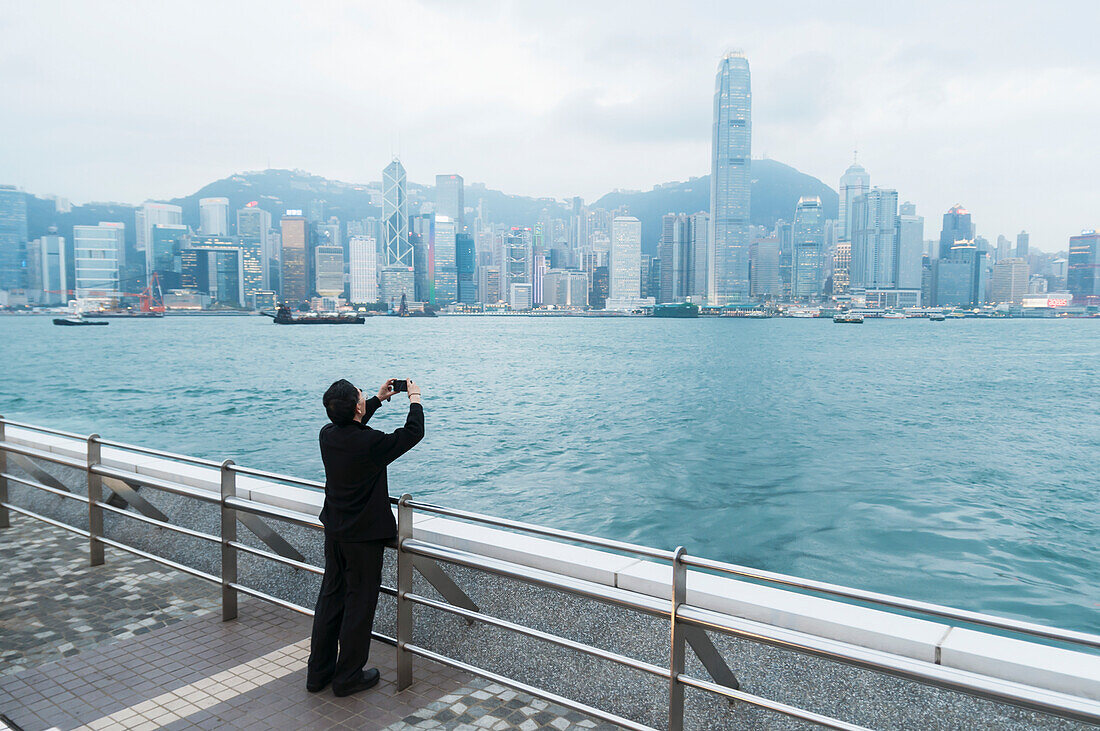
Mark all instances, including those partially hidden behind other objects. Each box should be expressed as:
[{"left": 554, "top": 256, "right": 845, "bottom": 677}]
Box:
[{"left": 2, "top": 1, "right": 1099, "bottom": 250}]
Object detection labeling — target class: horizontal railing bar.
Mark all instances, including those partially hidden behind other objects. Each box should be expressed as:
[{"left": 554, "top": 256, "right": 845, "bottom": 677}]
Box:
[
  {"left": 404, "top": 498, "right": 676, "bottom": 561},
  {"left": 228, "top": 541, "right": 323, "bottom": 575},
  {"left": 96, "top": 535, "right": 221, "bottom": 585},
  {"left": 0, "top": 442, "right": 86, "bottom": 470},
  {"left": 406, "top": 591, "right": 670, "bottom": 679},
  {"left": 3, "top": 502, "right": 90, "bottom": 538},
  {"left": 680, "top": 554, "right": 1100, "bottom": 650},
  {"left": 224, "top": 496, "right": 323, "bottom": 530},
  {"left": 2, "top": 472, "right": 88, "bottom": 503},
  {"left": 96, "top": 501, "right": 220, "bottom": 543},
  {"left": 226, "top": 463, "right": 325, "bottom": 490},
  {"left": 676, "top": 673, "right": 870, "bottom": 731},
  {"left": 226, "top": 583, "right": 397, "bottom": 646},
  {"left": 678, "top": 605, "right": 1100, "bottom": 725},
  {"left": 403, "top": 643, "right": 659, "bottom": 731},
  {"left": 93, "top": 465, "right": 220, "bottom": 504},
  {"left": 403, "top": 539, "right": 670, "bottom": 618},
  {"left": 0, "top": 418, "right": 89, "bottom": 440},
  {"left": 94, "top": 437, "right": 224, "bottom": 468}
]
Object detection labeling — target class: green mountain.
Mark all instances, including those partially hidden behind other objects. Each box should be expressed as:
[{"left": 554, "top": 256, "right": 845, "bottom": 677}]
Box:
[{"left": 26, "top": 160, "right": 837, "bottom": 259}]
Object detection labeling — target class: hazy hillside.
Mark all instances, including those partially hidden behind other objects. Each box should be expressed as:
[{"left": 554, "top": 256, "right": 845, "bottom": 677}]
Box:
[{"left": 27, "top": 161, "right": 837, "bottom": 258}]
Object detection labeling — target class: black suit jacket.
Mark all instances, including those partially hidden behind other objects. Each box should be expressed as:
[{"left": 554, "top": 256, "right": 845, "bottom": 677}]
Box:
[{"left": 318, "top": 396, "right": 424, "bottom": 541}]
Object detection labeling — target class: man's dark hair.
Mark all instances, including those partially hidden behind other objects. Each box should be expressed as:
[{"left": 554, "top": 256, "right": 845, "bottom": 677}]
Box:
[{"left": 324, "top": 379, "right": 359, "bottom": 426}]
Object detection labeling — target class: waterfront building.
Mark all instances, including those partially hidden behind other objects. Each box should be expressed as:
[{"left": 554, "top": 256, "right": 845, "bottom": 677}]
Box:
[
  {"left": 456, "top": 233, "right": 476, "bottom": 304},
  {"left": 94, "top": 222, "right": 127, "bottom": 271},
  {"left": 690, "top": 212, "right": 709, "bottom": 301},
  {"left": 150, "top": 224, "right": 190, "bottom": 289},
  {"left": 1067, "top": 231, "right": 1100, "bottom": 303},
  {"left": 992, "top": 258, "right": 1029, "bottom": 304},
  {"left": 590, "top": 266, "right": 609, "bottom": 309},
  {"left": 478, "top": 265, "right": 502, "bottom": 304},
  {"left": 252, "top": 291, "right": 276, "bottom": 310},
  {"left": 541, "top": 269, "right": 589, "bottom": 308},
  {"left": 379, "top": 266, "right": 414, "bottom": 308},
  {"left": 349, "top": 235, "right": 378, "bottom": 304},
  {"left": 509, "top": 282, "right": 533, "bottom": 310},
  {"left": 659, "top": 214, "right": 695, "bottom": 303},
  {"left": 503, "top": 229, "right": 530, "bottom": 302},
  {"left": 708, "top": 50, "right": 752, "bottom": 305},
  {"left": 0, "top": 185, "right": 28, "bottom": 291},
  {"left": 833, "top": 242, "right": 851, "bottom": 294},
  {"left": 838, "top": 158, "right": 870, "bottom": 244},
  {"left": 791, "top": 196, "right": 825, "bottom": 300},
  {"left": 895, "top": 202, "right": 924, "bottom": 290},
  {"left": 314, "top": 244, "right": 344, "bottom": 297},
  {"left": 30, "top": 235, "right": 66, "bottom": 304},
  {"left": 749, "top": 237, "right": 780, "bottom": 298},
  {"left": 199, "top": 197, "right": 229, "bottom": 236},
  {"left": 236, "top": 204, "right": 272, "bottom": 288},
  {"left": 433, "top": 216, "right": 458, "bottom": 305},
  {"left": 605, "top": 216, "right": 648, "bottom": 310},
  {"left": 192, "top": 236, "right": 264, "bottom": 303},
  {"left": 280, "top": 213, "right": 308, "bottom": 303},
  {"left": 73, "top": 224, "right": 120, "bottom": 301},
  {"left": 383, "top": 159, "right": 412, "bottom": 268},
  {"left": 938, "top": 205, "right": 974, "bottom": 259},
  {"left": 1016, "top": 230, "right": 1030, "bottom": 258},
  {"left": 435, "top": 175, "right": 464, "bottom": 230},
  {"left": 411, "top": 231, "right": 430, "bottom": 303},
  {"left": 850, "top": 188, "right": 899, "bottom": 290},
  {"left": 181, "top": 246, "right": 243, "bottom": 306},
  {"left": 135, "top": 202, "right": 183, "bottom": 273}
]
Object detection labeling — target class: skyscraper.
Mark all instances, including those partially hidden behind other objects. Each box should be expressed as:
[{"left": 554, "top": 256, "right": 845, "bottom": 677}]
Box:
[
  {"left": 607, "top": 216, "right": 642, "bottom": 309},
  {"left": 749, "top": 236, "right": 780, "bottom": 298},
  {"left": 73, "top": 225, "right": 120, "bottom": 301},
  {"left": 895, "top": 202, "right": 925, "bottom": 290},
  {"left": 199, "top": 197, "right": 229, "bottom": 235},
  {"left": 383, "top": 160, "right": 411, "bottom": 267},
  {"left": 1067, "top": 231, "right": 1099, "bottom": 303},
  {"left": 690, "top": 212, "right": 709, "bottom": 301},
  {"left": 939, "top": 205, "right": 974, "bottom": 259},
  {"left": 432, "top": 216, "right": 458, "bottom": 304},
  {"left": 435, "top": 175, "right": 464, "bottom": 230},
  {"left": 237, "top": 204, "right": 272, "bottom": 288},
  {"left": 838, "top": 158, "right": 870, "bottom": 242},
  {"left": 314, "top": 245, "right": 344, "bottom": 297},
  {"left": 850, "top": 189, "right": 899, "bottom": 289},
  {"left": 708, "top": 51, "right": 751, "bottom": 305},
  {"left": 791, "top": 196, "right": 825, "bottom": 299},
  {"left": 349, "top": 236, "right": 378, "bottom": 304},
  {"left": 31, "top": 235, "right": 66, "bottom": 304},
  {"left": 280, "top": 213, "right": 308, "bottom": 303},
  {"left": 456, "top": 233, "right": 476, "bottom": 304},
  {"left": 150, "top": 224, "right": 189, "bottom": 289},
  {"left": 1016, "top": 230, "right": 1030, "bottom": 258},
  {"left": 992, "top": 258, "right": 1029, "bottom": 304},
  {"left": 0, "top": 185, "right": 28, "bottom": 291},
  {"left": 659, "top": 213, "right": 693, "bottom": 303},
  {"left": 135, "top": 202, "right": 183, "bottom": 273}
]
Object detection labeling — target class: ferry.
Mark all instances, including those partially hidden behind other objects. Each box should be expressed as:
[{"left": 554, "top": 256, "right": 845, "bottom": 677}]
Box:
[
  {"left": 264, "top": 306, "right": 364, "bottom": 325},
  {"left": 882, "top": 311, "right": 905, "bottom": 319},
  {"left": 53, "top": 315, "right": 108, "bottom": 327},
  {"left": 833, "top": 313, "right": 864, "bottom": 324}
]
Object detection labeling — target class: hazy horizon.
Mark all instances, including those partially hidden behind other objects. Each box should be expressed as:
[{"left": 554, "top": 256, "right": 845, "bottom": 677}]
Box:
[{"left": 2, "top": 0, "right": 1098, "bottom": 248}]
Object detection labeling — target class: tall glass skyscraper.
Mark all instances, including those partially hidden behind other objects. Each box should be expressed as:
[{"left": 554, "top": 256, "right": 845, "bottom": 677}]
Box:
[
  {"left": 838, "top": 158, "right": 870, "bottom": 242},
  {"left": 383, "top": 159, "right": 411, "bottom": 267},
  {"left": 708, "top": 51, "right": 751, "bottom": 305},
  {"left": 791, "top": 196, "right": 825, "bottom": 299},
  {"left": 0, "top": 185, "right": 28, "bottom": 291}
]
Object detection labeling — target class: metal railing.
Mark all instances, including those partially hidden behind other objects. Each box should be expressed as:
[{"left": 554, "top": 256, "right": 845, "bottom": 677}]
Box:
[{"left": 1, "top": 415, "right": 1098, "bottom": 730}]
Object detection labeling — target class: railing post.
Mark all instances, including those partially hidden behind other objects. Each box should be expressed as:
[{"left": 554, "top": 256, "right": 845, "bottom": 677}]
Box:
[
  {"left": 669, "top": 546, "right": 687, "bottom": 731},
  {"left": 221, "top": 459, "right": 237, "bottom": 621},
  {"left": 87, "top": 434, "right": 104, "bottom": 565},
  {"left": 396, "top": 492, "right": 413, "bottom": 691},
  {"left": 0, "top": 416, "right": 8, "bottom": 529}
]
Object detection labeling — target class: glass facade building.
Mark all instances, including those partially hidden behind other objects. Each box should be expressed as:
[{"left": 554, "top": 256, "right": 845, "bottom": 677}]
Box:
[
  {"left": 349, "top": 235, "right": 378, "bottom": 304},
  {"left": 383, "top": 160, "right": 412, "bottom": 267},
  {"left": 791, "top": 196, "right": 825, "bottom": 299},
  {"left": 609, "top": 216, "right": 642, "bottom": 302},
  {"left": 73, "top": 225, "right": 120, "bottom": 300},
  {"left": 280, "top": 215, "right": 308, "bottom": 303},
  {"left": 435, "top": 174, "right": 464, "bottom": 230},
  {"left": 1067, "top": 232, "right": 1099, "bottom": 303},
  {"left": 0, "top": 185, "right": 28, "bottom": 291},
  {"left": 456, "top": 233, "right": 476, "bottom": 304},
  {"left": 432, "top": 216, "right": 458, "bottom": 305},
  {"left": 708, "top": 51, "right": 751, "bottom": 304}
]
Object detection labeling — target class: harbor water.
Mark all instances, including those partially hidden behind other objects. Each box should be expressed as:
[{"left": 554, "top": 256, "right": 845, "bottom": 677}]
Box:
[{"left": 1, "top": 314, "right": 1097, "bottom": 634}]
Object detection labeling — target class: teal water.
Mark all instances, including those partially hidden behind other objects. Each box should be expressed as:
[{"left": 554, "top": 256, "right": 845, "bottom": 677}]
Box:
[{"left": 1, "top": 315, "right": 1097, "bottom": 633}]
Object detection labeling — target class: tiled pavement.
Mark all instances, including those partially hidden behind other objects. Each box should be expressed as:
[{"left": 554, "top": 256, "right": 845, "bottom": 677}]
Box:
[{"left": 0, "top": 514, "right": 619, "bottom": 730}]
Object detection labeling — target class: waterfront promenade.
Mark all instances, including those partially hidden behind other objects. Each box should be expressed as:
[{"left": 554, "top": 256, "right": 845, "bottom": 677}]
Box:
[{"left": 0, "top": 515, "right": 603, "bottom": 730}]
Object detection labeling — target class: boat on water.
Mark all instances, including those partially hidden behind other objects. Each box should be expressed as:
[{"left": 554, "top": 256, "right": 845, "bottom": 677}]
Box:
[
  {"left": 789, "top": 309, "right": 820, "bottom": 318},
  {"left": 882, "top": 311, "right": 905, "bottom": 319},
  {"left": 929, "top": 313, "right": 946, "bottom": 321},
  {"left": 53, "top": 315, "right": 108, "bottom": 327},
  {"left": 264, "top": 306, "right": 364, "bottom": 324},
  {"left": 651, "top": 302, "right": 700, "bottom": 318},
  {"left": 833, "top": 313, "right": 864, "bottom": 324}
]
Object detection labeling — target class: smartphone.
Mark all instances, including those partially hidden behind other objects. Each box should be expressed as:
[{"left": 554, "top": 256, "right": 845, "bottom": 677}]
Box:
[{"left": 392, "top": 379, "right": 407, "bottom": 393}]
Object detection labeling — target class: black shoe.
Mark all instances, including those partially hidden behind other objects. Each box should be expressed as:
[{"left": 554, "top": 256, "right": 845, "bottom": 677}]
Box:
[
  {"left": 332, "top": 668, "right": 380, "bottom": 697},
  {"left": 306, "top": 674, "right": 333, "bottom": 693}
]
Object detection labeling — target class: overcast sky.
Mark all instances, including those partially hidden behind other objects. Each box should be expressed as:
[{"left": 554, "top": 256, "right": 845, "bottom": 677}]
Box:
[{"left": 2, "top": 0, "right": 1098, "bottom": 250}]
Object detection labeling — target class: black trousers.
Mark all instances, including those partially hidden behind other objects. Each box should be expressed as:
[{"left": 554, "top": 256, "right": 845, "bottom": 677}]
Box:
[{"left": 307, "top": 536, "right": 386, "bottom": 689}]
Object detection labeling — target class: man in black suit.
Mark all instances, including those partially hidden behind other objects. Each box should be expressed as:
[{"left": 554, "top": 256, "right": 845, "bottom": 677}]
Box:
[{"left": 306, "top": 377, "right": 424, "bottom": 697}]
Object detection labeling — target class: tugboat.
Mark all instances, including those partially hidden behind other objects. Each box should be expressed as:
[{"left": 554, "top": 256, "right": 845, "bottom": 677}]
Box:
[
  {"left": 833, "top": 312, "right": 864, "bottom": 324},
  {"left": 265, "top": 305, "right": 364, "bottom": 324},
  {"left": 53, "top": 314, "right": 108, "bottom": 327}
]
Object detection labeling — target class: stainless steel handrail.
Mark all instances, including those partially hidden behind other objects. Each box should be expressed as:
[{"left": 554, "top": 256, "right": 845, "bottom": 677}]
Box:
[
  {"left": 2, "top": 502, "right": 90, "bottom": 538},
  {"left": 2, "top": 472, "right": 88, "bottom": 503},
  {"left": 91, "top": 464, "right": 221, "bottom": 504},
  {"left": 228, "top": 540, "right": 324, "bottom": 575},
  {"left": 405, "top": 497, "right": 676, "bottom": 561},
  {"left": 226, "top": 463, "right": 325, "bottom": 490},
  {"left": 681, "top": 553, "right": 1100, "bottom": 650},
  {"left": 0, "top": 441, "right": 87, "bottom": 470},
  {"left": 94, "top": 437, "right": 224, "bottom": 469},
  {"left": 96, "top": 500, "right": 220, "bottom": 544},
  {"left": 224, "top": 495, "right": 323, "bottom": 530},
  {"left": 0, "top": 418, "right": 89, "bottom": 441}
]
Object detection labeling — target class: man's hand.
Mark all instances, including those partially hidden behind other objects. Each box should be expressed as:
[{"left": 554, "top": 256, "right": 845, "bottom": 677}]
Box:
[
  {"left": 407, "top": 379, "right": 422, "bottom": 405},
  {"left": 377, "top": 378, "right": 396, "bottom": 402}
]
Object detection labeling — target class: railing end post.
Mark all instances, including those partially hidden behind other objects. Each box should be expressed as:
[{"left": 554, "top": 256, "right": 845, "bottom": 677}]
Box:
[
  {"left": 86, "top": 434, "right": 104, "bottom": 566},
  {"left": 0, "top": 415, "right": 8, "bottom": 529},
  {"left": 396, "top": 492, "right": 414, "bottom": 691},
  {"left": 221, "top": 459, "right": 238, "bottom": 621},
  {"left": 669, "top": 545, "right": 687, "bottom": 731}
]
